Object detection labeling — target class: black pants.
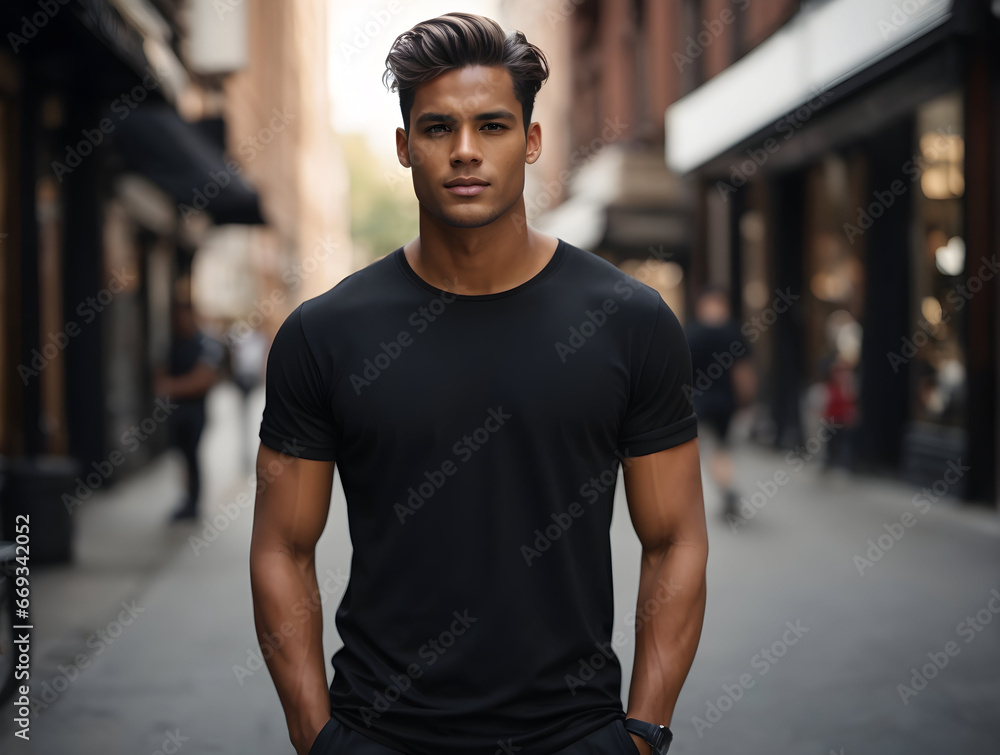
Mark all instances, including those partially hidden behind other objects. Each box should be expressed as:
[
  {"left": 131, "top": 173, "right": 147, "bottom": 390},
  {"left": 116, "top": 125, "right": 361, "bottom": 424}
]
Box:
[
  {"left": 168, "top": 402, "right": 206, "bottom": 508},
  {"left": 308, "top": 717, "right": 640, "bottom": 755}
]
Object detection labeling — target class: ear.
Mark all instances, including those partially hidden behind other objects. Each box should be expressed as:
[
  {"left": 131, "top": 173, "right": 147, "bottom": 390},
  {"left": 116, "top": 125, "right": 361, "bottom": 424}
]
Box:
[
  {"left": 395, "top": 127, "right": 411, "bottom": 168},
  {"left": 525, "top": 121, "right": 542, "bottom": 165}
]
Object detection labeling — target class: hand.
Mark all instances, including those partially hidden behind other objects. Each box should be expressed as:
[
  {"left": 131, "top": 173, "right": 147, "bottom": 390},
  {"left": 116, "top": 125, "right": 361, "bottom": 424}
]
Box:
[
  {"left": 293, "top": 714, "right": 331, "bottom": 755},
  {"left": 630, "top": 732, "right": 653, "bottom": 755}
]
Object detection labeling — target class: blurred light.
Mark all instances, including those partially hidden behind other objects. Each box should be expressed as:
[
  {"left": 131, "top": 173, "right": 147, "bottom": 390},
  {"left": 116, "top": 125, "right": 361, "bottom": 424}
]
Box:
[
  {"left": 744, "top": 279, "right": 769, "bottom": 309},
  {"left": 919, "top": 133, "right": 964, "bottom": 199},
  {"left": 921, "top": 296, "right": 943, "bottom": 326},
  {"left": 41, "top": 96, "right": 63, "bottom": 129},
  {"left": 935, "top": 236, "right": 965, "bottom": 276},
  {"left": 739, "top": 211, "right": 765, "bottom": 244},
  {"left": 810, "top": 268, "right": 851, "bottom": 302}
]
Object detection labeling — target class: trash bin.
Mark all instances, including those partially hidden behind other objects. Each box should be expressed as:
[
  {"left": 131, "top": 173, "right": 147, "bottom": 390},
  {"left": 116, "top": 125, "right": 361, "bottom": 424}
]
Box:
[{"left": 0, "top": 456, "right": 80, "bottom": 565}]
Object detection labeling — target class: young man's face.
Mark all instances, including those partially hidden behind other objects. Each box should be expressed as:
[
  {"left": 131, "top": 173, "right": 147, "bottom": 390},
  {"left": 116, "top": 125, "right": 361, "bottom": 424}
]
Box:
[{"left": 395, "top": 65, "right": 541, "bottom": 229}]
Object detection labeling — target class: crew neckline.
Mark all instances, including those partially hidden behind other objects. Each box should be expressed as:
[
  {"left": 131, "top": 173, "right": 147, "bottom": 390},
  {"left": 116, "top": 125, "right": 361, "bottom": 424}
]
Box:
[{"left": 394, "top": 239, "right": 567, "bottom": 301}]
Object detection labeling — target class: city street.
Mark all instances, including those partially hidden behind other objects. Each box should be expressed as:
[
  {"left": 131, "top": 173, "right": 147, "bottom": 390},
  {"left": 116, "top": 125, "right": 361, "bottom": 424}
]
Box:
[{"left": 2, "top": 385, "right": 999, "bottom": 754}]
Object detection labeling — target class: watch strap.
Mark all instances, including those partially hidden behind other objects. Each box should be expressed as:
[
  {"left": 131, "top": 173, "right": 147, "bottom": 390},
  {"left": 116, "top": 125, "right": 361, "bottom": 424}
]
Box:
[{"left": 624, "top": 718, "right": 673, "bottom": 754}]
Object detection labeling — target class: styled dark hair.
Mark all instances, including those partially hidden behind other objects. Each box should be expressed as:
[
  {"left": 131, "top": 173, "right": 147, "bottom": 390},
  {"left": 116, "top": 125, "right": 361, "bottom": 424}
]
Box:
[{"left": 383, "top": 12, "right": 549, "bottom": 136}]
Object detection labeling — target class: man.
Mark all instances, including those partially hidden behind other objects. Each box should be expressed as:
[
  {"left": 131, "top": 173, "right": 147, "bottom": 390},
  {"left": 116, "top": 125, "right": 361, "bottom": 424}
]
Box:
[
  {"left": 684, "top": 287, "right": 755, "bottom": 519},
  {"left": 250, "top": 13, "right": 707, "bottom": 755},
  {"left": 155, "top": 296, "right": 223, "bottom": 521}
]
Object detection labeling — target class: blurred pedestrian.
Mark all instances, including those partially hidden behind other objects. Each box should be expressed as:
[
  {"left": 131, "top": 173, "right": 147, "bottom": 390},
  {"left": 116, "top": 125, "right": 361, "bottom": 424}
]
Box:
[
  {"left": 226, "top": 321, "right": 269, "bottom": 472},
  {"left": 155, "top": 297, "right": 223, "bottom": 521},
  {"left": 819, "top": 311, "right": 860, "bottom": 472},
  {"left": 685, "top": 286, "right": 755, "bottom": 518}
]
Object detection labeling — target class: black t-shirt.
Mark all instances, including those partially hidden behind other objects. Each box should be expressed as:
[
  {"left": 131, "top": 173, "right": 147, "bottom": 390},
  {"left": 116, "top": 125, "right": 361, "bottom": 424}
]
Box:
[
  {"left": 684, "top": 320, "right": 749, "bottom": 417},
  {"left": 259, "top": 239, "right": 697, "bottom": 754}
]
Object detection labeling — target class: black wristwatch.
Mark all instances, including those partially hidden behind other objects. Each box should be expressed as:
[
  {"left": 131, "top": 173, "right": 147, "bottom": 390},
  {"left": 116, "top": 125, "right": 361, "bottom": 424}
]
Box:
[{"left": 624, "top": 718, "right": 673, "bottom": 754}]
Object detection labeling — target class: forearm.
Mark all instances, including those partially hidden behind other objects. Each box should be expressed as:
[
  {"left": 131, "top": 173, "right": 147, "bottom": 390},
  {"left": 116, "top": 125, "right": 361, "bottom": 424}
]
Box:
[
  {"left": 250, "top": 547, "right": 330, "bottom": 754},
  {"left": 626, "top": 540, "right": 708, "bottom": 727}
]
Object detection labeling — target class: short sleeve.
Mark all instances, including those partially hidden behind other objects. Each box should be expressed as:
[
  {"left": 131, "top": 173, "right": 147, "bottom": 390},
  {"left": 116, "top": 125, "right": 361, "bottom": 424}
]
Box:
[
  {"left": 617, "top": 297, "right": 698, "bottom": 457},
  {"left": 258, "top": 305, "right": 338, "bottom": 461}
]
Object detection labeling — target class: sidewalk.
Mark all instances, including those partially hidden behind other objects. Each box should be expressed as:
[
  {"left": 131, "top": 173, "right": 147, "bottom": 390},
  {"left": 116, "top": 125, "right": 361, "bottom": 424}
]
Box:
[{"left": 2, "top": 392, "right": 998, "bottom": 753}]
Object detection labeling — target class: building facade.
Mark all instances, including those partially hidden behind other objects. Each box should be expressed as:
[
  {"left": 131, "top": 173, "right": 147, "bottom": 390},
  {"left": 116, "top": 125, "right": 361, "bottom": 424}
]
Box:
[{"left": 664, "top": 0, "right": 998, "bottom": 505}]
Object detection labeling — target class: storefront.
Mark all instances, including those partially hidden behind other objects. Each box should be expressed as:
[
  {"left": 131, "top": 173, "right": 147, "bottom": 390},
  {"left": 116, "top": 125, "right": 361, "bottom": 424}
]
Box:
[
  {"left": 0, "top": 0, "right": 264, "bottom": 480},
  {"left": 664, "top": 0, "right": 998, "bottom": 503}
]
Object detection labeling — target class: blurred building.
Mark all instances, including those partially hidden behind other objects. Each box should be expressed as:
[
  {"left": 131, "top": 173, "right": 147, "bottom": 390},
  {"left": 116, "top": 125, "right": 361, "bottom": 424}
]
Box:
[
  {"left": 193, "top": 0, "right": 352, "bottom": 329},
  {"left": 0, "top": 0, "right": 351, "bottom": 502},
  {"left": 663, "top": 0, "right": 997, "bottom": 505},
  {"left": 506, "top": 0, "right": 997, "bottom": 506}
]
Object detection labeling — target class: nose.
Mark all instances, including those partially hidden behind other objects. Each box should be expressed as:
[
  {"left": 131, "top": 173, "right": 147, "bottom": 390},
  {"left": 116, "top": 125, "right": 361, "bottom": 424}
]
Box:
[{"left": 451, "top": 125, "right": 482, "bottom": 165}]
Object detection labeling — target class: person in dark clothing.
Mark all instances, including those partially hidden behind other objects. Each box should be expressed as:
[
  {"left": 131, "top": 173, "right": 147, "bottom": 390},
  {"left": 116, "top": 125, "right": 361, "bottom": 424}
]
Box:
[
  {"left": 155, "top": 298, "right": 223, "bottom": 521},
  {"left": 250, "top": 13, "right": 707, "bottom": 755},
  {"left": 684, "top": 287, "right": 755, "bottom": 518}
]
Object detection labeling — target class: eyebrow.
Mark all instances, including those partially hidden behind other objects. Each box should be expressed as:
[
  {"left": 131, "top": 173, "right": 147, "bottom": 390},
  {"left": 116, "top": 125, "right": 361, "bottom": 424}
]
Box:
[{"left": 414, "top": 109, "right": 517, "bottom": 125}]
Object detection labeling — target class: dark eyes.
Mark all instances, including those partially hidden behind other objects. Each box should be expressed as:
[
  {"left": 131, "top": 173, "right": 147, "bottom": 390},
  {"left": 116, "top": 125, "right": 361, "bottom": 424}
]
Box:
[{"left": 425, "top": 123, "right": 507, "bottom": 134}]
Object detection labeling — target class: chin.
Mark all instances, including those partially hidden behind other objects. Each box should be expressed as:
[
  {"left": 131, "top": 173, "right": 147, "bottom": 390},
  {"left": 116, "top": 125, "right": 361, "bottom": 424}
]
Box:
[{"left": 438, "top": 206, "right": 506, "bottom": 229}]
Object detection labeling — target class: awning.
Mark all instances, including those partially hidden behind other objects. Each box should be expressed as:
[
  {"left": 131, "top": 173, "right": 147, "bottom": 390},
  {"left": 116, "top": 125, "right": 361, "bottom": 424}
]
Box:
[
  {"left": 665, "top": 0, "right": 954, "bottom": 174},
  {"left": 113, "top": 104, "right": 266, "bottom": 226}
]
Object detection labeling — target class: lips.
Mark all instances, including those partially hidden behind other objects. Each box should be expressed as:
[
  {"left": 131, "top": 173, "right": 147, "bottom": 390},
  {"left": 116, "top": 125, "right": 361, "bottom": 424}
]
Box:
[{"left": 444, "top": 177, "right": 489, "bottom": 197}]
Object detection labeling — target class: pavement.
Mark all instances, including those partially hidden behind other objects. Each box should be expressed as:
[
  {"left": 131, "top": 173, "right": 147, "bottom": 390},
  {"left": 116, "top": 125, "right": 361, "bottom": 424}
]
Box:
[{"left": 2, "top": 384, "right": 999, "bottom": 754}]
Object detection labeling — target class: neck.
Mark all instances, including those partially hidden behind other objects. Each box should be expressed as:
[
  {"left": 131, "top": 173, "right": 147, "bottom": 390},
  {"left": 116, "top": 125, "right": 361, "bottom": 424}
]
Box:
[{"left": 405, "top": 199, "right": 557, "bottom": 296}]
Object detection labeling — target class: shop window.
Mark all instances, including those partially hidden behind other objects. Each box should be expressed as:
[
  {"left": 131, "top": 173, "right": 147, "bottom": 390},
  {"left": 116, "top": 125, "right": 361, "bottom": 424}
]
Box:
[{"left": 910, "top": 92, "right": 965, "bottom": 428}]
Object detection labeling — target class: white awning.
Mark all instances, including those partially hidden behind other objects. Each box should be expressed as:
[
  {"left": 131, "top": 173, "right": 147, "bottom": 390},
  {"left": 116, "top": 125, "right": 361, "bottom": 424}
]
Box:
[{"left": 665, "top": 0, "right": 953, "bottom": 174}]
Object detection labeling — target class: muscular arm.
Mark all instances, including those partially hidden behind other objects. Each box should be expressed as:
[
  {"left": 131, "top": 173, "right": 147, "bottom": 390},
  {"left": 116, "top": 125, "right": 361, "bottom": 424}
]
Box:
[
  {"left": 249, "top": 442, "right": 335, "bottom": 755},
  {"left": 622, "top": 437, "right": 709, "bottom": 753}
]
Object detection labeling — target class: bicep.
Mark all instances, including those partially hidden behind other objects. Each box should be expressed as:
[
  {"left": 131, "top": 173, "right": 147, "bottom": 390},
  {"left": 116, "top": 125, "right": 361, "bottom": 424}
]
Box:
[
  {"left": 250, "top": 442, "right": 335, "bottom": 561},
  {"left": 622, "top": 437, "right": 706, "bottom": 552}
]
